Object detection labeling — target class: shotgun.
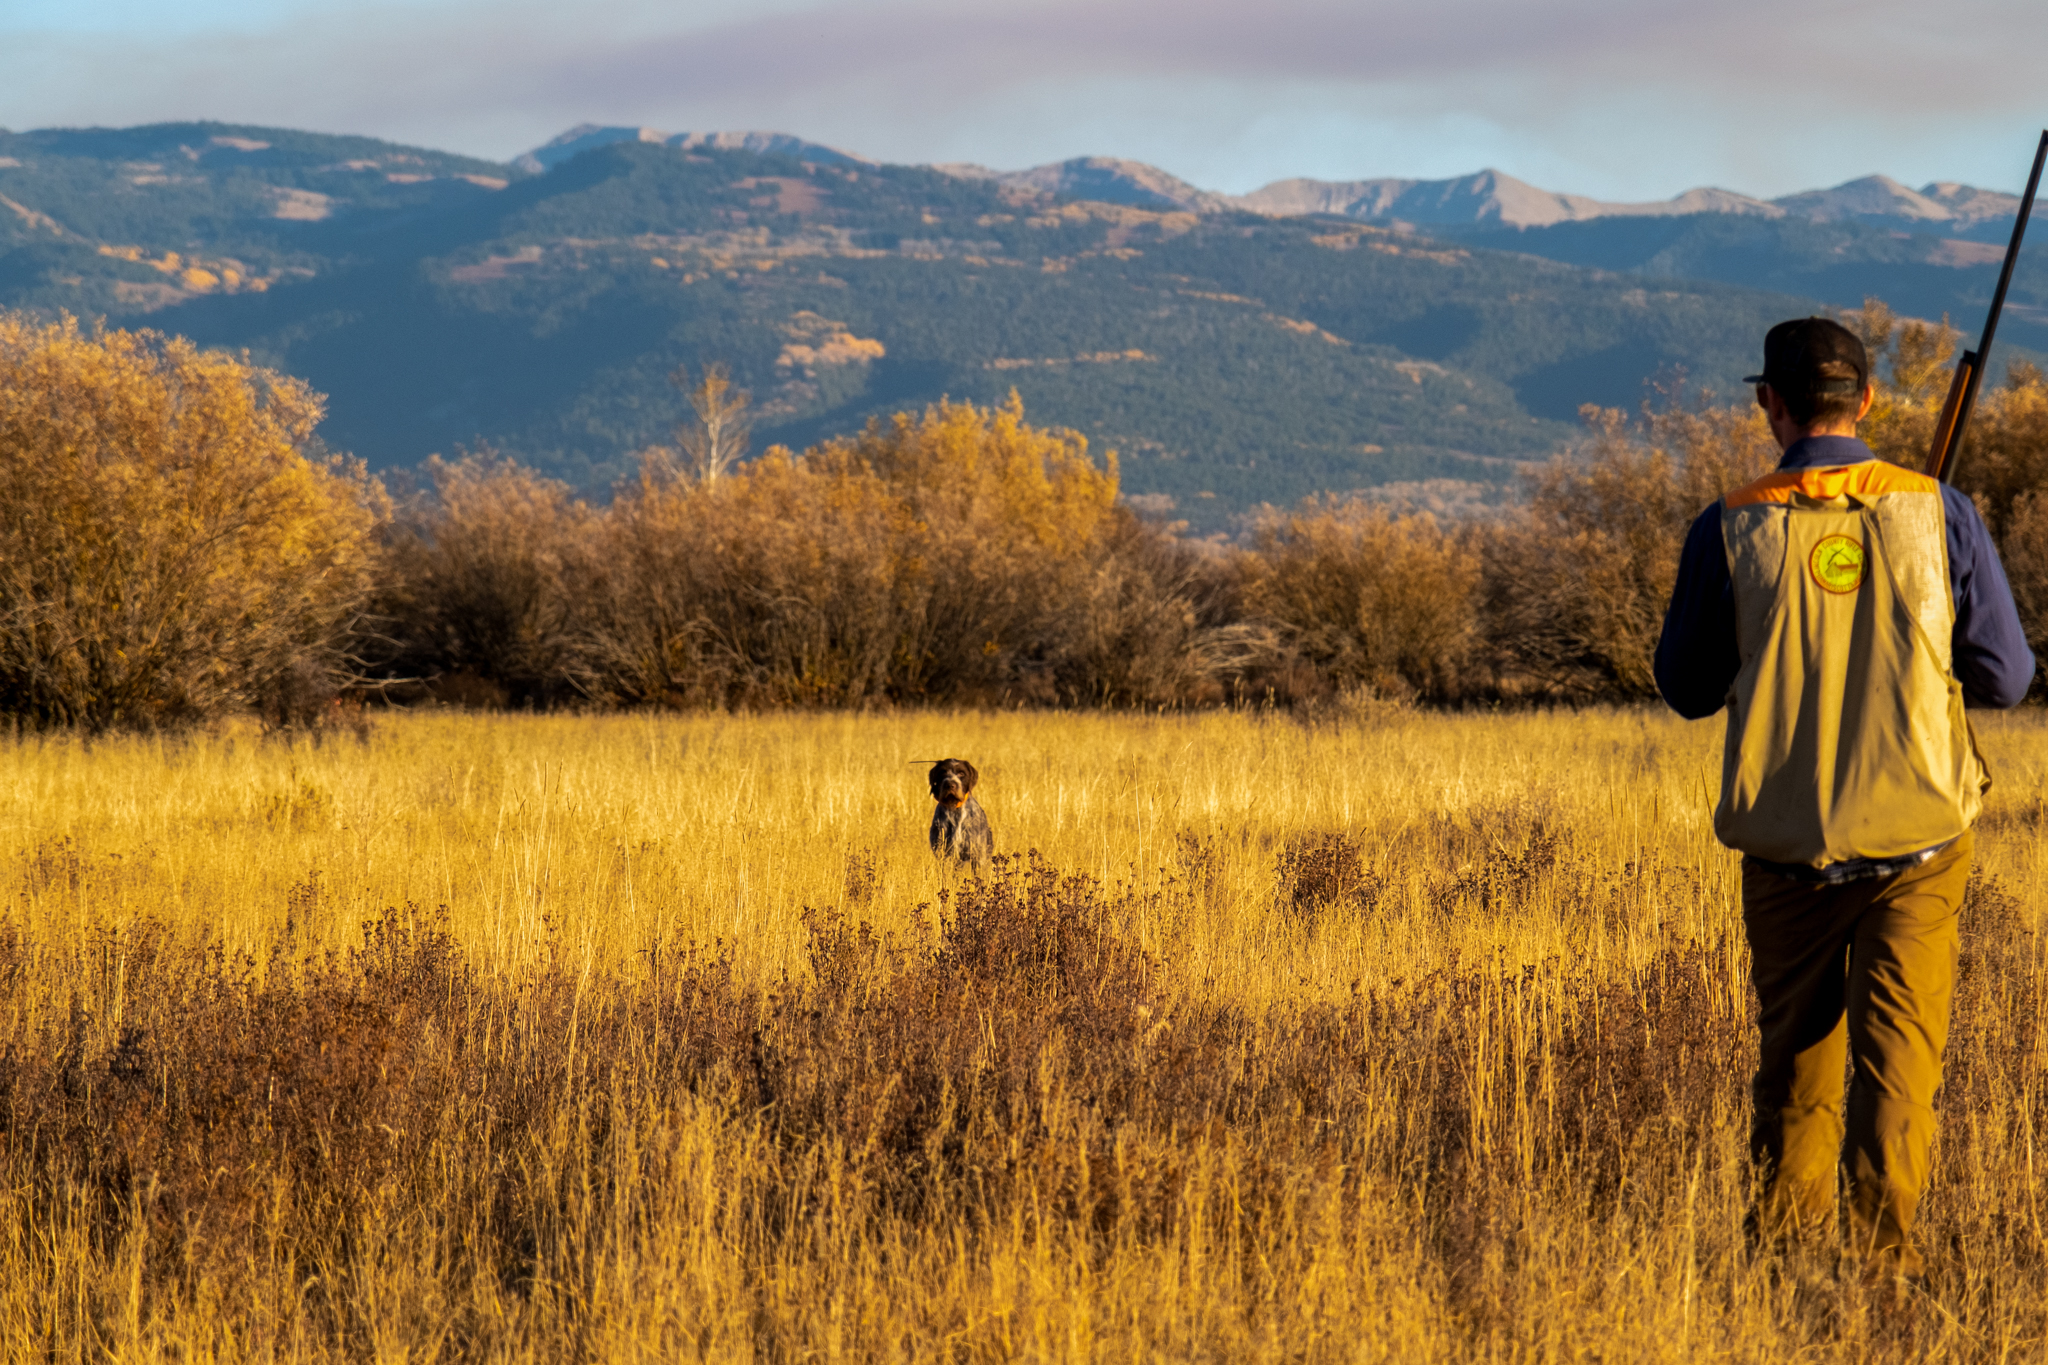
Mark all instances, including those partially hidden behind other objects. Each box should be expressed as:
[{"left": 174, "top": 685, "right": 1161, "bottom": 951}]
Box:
[{"left": 1925, "top": 129, "right": 2048, "bottom": 483}]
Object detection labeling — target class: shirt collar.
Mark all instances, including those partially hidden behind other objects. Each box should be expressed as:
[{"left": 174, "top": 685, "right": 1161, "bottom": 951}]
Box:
[{"left": 1777, "top": 434, "right": 1877, "bottom": 471}]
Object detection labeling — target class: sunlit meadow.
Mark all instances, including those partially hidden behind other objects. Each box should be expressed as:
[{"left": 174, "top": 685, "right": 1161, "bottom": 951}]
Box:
[{"left": 2, "top": 705, "right": 2043, "bottom": 1361}]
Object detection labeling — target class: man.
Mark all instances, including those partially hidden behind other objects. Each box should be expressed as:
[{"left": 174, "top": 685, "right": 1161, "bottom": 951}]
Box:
[{"left": 1653, "top": 317, "right": 2034, "bottom": 1279}]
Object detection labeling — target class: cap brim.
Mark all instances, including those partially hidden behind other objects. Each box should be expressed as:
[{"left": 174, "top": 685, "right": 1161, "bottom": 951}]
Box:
[{"left": 1742, "top": 373, "right": 1767, "bottom": 385}]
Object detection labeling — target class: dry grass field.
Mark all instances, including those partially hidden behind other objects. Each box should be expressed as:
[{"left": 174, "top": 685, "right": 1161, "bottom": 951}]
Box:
[{"left": 1, "top": 705, "right": 2043, "bottom": 1362}]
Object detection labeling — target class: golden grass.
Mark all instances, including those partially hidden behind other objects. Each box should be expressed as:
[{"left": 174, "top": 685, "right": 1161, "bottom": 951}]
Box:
[{"left": 2, "top": 705, "right": 2044, "bottom": 1361}]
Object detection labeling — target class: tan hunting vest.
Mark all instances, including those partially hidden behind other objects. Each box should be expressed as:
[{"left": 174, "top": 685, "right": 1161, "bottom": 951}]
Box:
[{"left": 1715, "top": 460, "right": 1987, "bottom": 868}]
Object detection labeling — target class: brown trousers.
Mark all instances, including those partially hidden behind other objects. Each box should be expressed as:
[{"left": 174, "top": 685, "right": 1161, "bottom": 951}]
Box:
[{"left": 1742, "top": 830, "right": 1970, "bottom": 1275}]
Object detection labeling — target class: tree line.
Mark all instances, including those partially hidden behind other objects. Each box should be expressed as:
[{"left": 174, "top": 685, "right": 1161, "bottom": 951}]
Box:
[{"left": 3, "top": 304, "right": 2043, "bottom": 733}]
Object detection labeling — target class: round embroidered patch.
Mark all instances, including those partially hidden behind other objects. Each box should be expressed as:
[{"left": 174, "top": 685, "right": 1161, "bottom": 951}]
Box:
[{"left": 1809, "top": 534, "right": 1865, "bottom": 594}]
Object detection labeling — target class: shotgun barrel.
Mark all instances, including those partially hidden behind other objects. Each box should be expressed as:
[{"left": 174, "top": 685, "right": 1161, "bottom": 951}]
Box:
[{"left": 1926, "top": 130, "right": 2048, "bottom": 484}]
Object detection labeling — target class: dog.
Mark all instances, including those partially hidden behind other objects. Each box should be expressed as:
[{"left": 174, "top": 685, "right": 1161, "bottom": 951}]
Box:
[{"left": 927, "top": 759, "right": 993, "bottom": 872}]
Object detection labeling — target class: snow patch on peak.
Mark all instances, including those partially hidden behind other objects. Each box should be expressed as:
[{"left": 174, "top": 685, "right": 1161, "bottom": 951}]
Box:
[
  {"left": 514, "top": 126, "right": 871, "bottom": 175},
  {"left": 512, "top": 125, "right": 669, "bottom": 174},
  {"left": 1769, "top": 175, "right": 2023, "bottom": 240},
  {"left": 668, "top": 131, "right": 871, "bottom": 166},
  {"left": 1772, "top": 174, "right": 1949, "bottom": 222},
  {"left": 1236, "top": 171, "right": 1777, "bottom": 228},
  {"left": 936, "top": 156, "right": 1233, "bottom": 213}
]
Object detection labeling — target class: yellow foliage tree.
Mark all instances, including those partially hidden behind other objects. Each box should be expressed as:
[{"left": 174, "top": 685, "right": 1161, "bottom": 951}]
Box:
[
  {"left": 818, "top": 394, "right": 1123, "bottom": 696},
  {"left": 676, "top": 362, "right": 752, "bottom": 486},
  {"left": 834, "top": 392, "right": 1120, "bottom": 554},
  {"left": 1853, "top": 296, "right": 2048, "bottom": 522},
  {"left": 577, "top": 395, "right": 1197, "bottom": 707},
  {"left": 0, "top": 313, "right": 385, "bottom": 730}
]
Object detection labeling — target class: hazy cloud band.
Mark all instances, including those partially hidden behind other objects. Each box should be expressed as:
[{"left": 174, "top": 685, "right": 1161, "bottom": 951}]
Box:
[{"left": 3, "top": 0, "right": 2044, "bottom": 199}]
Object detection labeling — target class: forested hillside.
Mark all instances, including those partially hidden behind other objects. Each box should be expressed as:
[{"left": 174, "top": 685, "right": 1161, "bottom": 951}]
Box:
[
  {"left": 0, "top": 122, "right": 1862, "bottom": 523},
  {"left": 1438, "top": 214, "right": 2048, "bottom": 353}
]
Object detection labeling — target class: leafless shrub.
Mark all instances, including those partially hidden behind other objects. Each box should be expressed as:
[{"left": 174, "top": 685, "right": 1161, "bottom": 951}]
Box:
[
  {"left": 1240, "top": 498, "right": 1485, "bottom": 701},
  {"left": 370, "top": 452, "right": 591, "bottom": 707},
  {"left": 2001, "top": 491, "right": 2048, "bottom": 671},
  {"left": 580, "top": 443, "right": 910, "bottom": 707},
  {"left": 1489, "top": 401, "right": 1778, "bottom": 699},
  {"left": 841, "top": 848, "right": 879, "bottom": 908},
  {"left": 1051, "top": 511, "right": 1243, "bottom": 705},
  {"left": 1276, "top": 831, "right": 1380, "bottom": 926},
  {"left": 1173, "top": 829, "right": 1222, "bottom": 892}
]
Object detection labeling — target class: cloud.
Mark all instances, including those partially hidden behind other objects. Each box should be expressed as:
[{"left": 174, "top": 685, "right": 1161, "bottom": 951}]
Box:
[{"left": 2, "top": 0, "right": 2044, "bottom": 200}]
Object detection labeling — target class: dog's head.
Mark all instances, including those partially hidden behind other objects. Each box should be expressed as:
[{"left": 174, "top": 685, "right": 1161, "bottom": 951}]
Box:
[{"left": 928, "top": 759, "right": 979, "bottom": 809}]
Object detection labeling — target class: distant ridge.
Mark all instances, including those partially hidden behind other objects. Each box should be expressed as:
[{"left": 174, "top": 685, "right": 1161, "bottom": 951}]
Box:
[
  {"left": 512, "top": 125, "right": 870, "bottom": 175},
  {"left": 1232, "top": 169, "right": 2022, "bottom": 239},
  {"left": 1768, "top": 174, "right": 2022, "bottom": 239},
  {"left": 1236, "top": 170, "right": 1778, "bottom": 228},
  {"left": 1232, "top": 169, "right": 2022, "bottom": 240},
  {"left": 969, "top": 156, "right": 1236, "bottom": 214},
  {"left": 514, "top": 125, "right": 2026, "bottom": 240}
]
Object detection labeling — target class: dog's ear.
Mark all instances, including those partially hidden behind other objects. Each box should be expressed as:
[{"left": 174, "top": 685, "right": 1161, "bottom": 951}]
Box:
[{"left": 960, "top": 761, "right": 979, "bottom": 791}]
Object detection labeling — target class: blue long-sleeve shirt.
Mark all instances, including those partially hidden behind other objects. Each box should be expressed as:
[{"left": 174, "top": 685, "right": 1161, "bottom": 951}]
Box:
[{"left": 1654, "top": 435, "right": 2035, "bottom": 720}]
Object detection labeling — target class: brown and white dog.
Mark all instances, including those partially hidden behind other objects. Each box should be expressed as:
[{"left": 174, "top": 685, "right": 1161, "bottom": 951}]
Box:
[{"left": 927, "top": 759, "right": 993, "bottom": 872}]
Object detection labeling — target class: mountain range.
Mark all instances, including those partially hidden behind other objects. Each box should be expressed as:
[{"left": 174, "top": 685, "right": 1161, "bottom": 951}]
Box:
[
  {"left": 2, "top": 119, "right": 2041, "bottom": 528},
  {"left": 533, "top": 123, "right": 2030, "bottom": 239}
]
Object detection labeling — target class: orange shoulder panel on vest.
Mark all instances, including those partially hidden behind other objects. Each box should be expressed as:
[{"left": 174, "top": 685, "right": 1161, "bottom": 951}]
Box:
[{"left": 1724, "top": 461, "right": 1937, "bottom": 510}]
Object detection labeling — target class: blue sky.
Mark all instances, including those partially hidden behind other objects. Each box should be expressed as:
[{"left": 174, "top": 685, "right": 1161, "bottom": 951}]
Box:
[{"left": 4, "top": 0, "right": 2045, "bottom": 201}]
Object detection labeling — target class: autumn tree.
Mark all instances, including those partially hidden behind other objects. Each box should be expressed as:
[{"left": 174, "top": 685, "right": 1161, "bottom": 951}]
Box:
[
  {"left": 1851, "top": 297, "right": 1959, "bottom": 464},
  {"left": 673, "top": 362, "right": 753, "bottom": 485},
  {"left": 578, "top": 395, "right": 1218, "bottom": 706},
  {"left": 0, "top": 313, "right": 385, "bottom": 730}
]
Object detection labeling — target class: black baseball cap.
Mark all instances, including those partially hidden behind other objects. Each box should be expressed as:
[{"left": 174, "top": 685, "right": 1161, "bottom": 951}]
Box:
[{"left": 1744, "top": 316, "right": 1869, "bottom": 396}]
